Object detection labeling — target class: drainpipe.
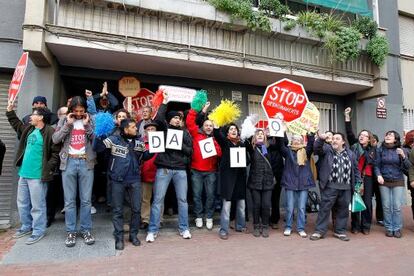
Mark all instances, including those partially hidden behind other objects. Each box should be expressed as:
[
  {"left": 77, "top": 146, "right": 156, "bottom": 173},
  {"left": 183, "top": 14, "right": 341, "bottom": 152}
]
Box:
[{"left": 54, "top": 0, "right": 60, "bottom": 25}]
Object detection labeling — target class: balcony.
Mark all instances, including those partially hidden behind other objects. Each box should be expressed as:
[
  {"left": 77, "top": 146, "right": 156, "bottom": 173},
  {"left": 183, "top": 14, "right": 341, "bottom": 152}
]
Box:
[{"left": 24, "top": 0, "right": 379, "bottom": 95}]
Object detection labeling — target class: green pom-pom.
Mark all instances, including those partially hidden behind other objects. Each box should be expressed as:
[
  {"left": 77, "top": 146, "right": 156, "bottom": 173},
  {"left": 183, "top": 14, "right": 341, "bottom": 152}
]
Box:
[{"left": 191, "top": 90, "right": 208, "bottom": 112}]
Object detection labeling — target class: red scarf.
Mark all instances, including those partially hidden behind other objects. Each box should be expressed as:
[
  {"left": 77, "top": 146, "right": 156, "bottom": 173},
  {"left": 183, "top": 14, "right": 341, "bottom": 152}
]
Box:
[{"left": 227, "top": 135, "right": 240, "bottom": 145}]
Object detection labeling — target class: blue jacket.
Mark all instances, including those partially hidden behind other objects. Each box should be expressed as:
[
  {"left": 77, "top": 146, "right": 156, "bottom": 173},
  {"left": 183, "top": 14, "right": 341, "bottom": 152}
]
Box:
[
  {"left": 313, "top": 137, "right": 361, "bottom": 190},
  {"left": 94, "top": 134, "right": 153, "bottom": 183},
  {"left": 374, "top": 146, "right": 411, "bottom": 182},
  {"left": 280, "top": 134, "right": 316, "bottom": 191}
]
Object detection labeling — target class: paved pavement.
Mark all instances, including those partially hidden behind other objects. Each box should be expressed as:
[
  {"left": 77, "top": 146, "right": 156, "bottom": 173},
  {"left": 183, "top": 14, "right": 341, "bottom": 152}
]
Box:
[{"left": 1, "top": 208, "right": 414, "bottom": 275}]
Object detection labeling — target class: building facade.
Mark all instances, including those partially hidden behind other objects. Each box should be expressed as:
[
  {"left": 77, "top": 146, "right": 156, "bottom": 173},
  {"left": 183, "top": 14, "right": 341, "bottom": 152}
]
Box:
[{"left": 0, "top": 0, "right": 408, "bottom": 227}]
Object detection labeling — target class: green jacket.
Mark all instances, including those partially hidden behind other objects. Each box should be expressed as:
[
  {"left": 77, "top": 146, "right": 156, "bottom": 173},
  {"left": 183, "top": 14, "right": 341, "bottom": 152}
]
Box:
[{"left": 6, "top": 110, "right": 60, "bottom": 182}]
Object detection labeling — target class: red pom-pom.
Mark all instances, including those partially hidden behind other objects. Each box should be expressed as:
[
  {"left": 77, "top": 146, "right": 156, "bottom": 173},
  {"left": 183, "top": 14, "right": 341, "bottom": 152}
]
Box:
[{"left": 152, "top": 89, "right": 164, "bottom": 109}]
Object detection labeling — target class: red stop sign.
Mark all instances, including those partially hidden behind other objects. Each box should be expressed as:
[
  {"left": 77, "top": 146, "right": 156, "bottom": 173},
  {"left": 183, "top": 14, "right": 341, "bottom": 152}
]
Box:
[
  {"left": 261, "top": 78, "right": 308, "bottom": 122},
  {"left": 123, "top": 88, "right": 155, "bottom": 120}
]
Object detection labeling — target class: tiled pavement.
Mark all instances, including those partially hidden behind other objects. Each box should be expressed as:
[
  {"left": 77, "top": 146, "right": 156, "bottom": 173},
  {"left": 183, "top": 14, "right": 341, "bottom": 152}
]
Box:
[{"left": 1, "top": 208, "right": 414, "bottom": 275}]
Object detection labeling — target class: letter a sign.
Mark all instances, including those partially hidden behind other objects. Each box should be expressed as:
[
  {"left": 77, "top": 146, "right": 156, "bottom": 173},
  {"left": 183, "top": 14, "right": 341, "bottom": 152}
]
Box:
[{"left": 8, "top": 52, "right": 29, "bottom": 103}]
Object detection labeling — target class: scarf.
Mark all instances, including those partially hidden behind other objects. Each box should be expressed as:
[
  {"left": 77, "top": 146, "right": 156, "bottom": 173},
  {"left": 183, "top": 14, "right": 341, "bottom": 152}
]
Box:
[
  {"left": 227, "top": 134, "right": 240, "bottom": 145},
  {"left": 256, "top": 142, "right": 268, "bottom": 156},
  {"left": 290, "top": 144, "right": 307, "bottom": 166},
  {"left": 384, "top": 143, "right": 397, "bottom": 149}
]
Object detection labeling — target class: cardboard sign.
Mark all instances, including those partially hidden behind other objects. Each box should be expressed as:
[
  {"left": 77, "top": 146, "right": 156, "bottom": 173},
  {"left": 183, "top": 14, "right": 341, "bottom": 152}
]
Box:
[
  {"left": 286, "top": 102, "right": 320, "bottom": 135},
  {"left": 119, "top": 76, "right": 140, "bottom": 97},
  {"left": 159, "top": 85, "right": 196, "bottom": 103},
  {"left": 148, "top": 131, "right": 165, "bottom": 153},
  {"left": 261, "top": 78, "right": 309, "bottom": 122},
  {"left": 8, "top": 52, "right": 29, "bottom": 102},
  {"left": 268, "top": 119, "right": 284, "bottom": 137},
  {"left": 230, "top": 147, "right": 247, "bottom": 168},
  {"left": 166, "top": 129, "right": 183, "bottom": 150},
  {"left": 199, "top": 137, "right": 217, "bottom": 159}
]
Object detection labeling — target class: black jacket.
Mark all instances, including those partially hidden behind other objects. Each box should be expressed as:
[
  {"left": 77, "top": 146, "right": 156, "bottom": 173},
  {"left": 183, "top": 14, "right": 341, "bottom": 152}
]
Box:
[
  {"left": 94, "top": 133, "right": 153, "bottom": 183},
  {"left": 313, "top": 137, "right": 361, "bottom": 190},
  {"left": 0, "top": 139, "right": 5, "bottom": 175},
  {"left": 6, "top": 110, "right": 60, "bottom": 182},
  {"left": 214, "top": 127, "right": 247, "bottom": 200},
  {"left": 246, "top": 141, "right": 274, "bottom": 191},
  {"left": 153, "top": 104, "right": 193, "bottom": 170}
]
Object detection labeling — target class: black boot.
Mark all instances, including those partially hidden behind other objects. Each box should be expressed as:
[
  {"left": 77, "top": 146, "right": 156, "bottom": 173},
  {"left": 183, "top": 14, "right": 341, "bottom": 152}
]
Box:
[
  {"left": 115, "top": 238, "right": 124, "bottom": 250},
  {"left": 129, "top": 235, "right": 141, "bottom": 246},
  {"left": 262, "top": 225, "right": 269, "bottom": 238},
  {"left": 253, "top": 224, "right": 261, "bottom": 237}
]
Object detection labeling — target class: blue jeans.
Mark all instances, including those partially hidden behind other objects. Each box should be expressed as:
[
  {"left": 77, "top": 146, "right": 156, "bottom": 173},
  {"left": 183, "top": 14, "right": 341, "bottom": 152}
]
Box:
[
  {"left": 17, "top": 178, "right": 47, "bottom": 236},
  {"left": 379, "top": 185, "right": 404, "bottom": 232},
  {"left": 220, "top": 199, "right": 246, "bottom": 234},
  {"left": 285, "top": 189, "right": 308, "bottom": 231},
  {"left": 62, "top": 158, "right": 94, "bottom": 233},
  {"left": 148, "top": 168, "right": 189, "bottom": 233},
  {"left": 191, "top": 169, "right": 216, "bottom": 219}
]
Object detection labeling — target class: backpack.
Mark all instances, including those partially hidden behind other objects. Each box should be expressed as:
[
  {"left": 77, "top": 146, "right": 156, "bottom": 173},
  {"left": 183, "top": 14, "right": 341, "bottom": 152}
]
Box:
[{"left": 306, "top": 191, "right": 320, "bottom": 213}]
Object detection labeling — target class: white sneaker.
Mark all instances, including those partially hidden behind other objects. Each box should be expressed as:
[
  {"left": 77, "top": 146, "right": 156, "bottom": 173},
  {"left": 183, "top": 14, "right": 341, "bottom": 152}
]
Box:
[
  {"left": 298, "top": 231, "right": 307, "bottom": 238},
  {"left": 284, "top": 229, "right": 291, "bottom": 236},
  {"left": 91, "top": 206, "right": 97, "bottom": 215},
  {"left": 180, "top": 230, "right": 192, "bottom": 239},
  {"left": 146, "top": 232, "right": 157, "bottom": 243},
  {"left": 206, "top": 218, "right": 213, "bottom": 230},
  {"left": 195, "top": 218, "right": 203, "bottom": 228}
]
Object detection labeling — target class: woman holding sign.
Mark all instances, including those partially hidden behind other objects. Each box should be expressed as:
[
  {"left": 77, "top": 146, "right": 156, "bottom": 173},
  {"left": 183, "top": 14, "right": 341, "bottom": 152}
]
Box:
[
  {"left": 214, "top": 123, "right": 248, "bottom": 240},
  {"left": 278, "top": 133, "right": 315, "bottom": 238}
]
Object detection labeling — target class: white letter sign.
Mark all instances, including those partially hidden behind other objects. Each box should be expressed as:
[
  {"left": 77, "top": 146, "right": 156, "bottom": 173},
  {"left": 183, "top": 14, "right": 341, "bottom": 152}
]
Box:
[
  {"left": 230, "top": 147, "right": 246, "bottom": 168},
  {"left": 268, "top": 119, "right": 284, "bottom": 137},
  {"left": 166, "top": 129, "right": 183, "bottom": 150},
  {"left": 199, "top": 137, "right": 217, "bottom": 159},
  {"left": 148, "top": 131, "right": 165, "bottom": 153}
]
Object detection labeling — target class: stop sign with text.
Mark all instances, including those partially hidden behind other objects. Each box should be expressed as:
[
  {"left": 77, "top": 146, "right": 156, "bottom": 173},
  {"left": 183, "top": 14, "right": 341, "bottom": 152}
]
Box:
[
  {"left": 123, "top": 88, "right": 155, "bottom": 120},
  {"left": 261, "top": 79, "right": 308, "bottom": 122},
  {"left": 8, "top": 52, "right": 29, "bottom": 102}
]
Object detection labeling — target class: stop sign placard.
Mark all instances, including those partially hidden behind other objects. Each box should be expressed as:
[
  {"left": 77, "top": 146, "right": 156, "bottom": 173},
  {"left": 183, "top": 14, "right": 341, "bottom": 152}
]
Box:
[
  {"left": 261, "top": 78, "right": 308, "bottom": 122},
  {"left": 123, "top": 88, "right": 155, "bottom": 120}
]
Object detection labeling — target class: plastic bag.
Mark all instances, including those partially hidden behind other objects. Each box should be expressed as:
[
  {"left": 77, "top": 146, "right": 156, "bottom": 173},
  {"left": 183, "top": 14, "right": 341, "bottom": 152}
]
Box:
[{"left": 351, "top": 191, "right": 366, "bottom": 212}]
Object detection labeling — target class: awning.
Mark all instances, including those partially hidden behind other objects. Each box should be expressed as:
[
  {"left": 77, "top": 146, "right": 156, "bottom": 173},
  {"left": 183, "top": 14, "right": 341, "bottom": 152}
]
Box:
[{"left": 303, "top": 0, "right": 372, "bottom": 17}]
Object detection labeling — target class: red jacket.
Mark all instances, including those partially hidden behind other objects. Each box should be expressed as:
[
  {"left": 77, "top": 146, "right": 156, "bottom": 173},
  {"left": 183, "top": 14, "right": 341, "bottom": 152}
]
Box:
[
  {"left": 186, "top": 109, "right": 222, "bottom": 172},
  {"left": 141, "top": 142, "right": 157, "bottom": 183}
]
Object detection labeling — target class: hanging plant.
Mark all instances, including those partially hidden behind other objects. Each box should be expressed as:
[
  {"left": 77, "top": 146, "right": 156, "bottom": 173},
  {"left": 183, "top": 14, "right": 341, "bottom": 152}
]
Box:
[
  {"left": 366, "top": 34, "right": 389, "bottom": 66},
  {"left": 208, "top": 0, "right": 271, "bottom": 32},
  {"left": 352, "top": 16, "right": 378, "bottom": 39},
  {"left": 283, "top": 19, "right": 297, "bottom": 31},
  {"left": 325, "top": 27, "right": 361, "bottom": 63},
  {"left": 258, "top": 0, "right": 290, "bottom": 19}
]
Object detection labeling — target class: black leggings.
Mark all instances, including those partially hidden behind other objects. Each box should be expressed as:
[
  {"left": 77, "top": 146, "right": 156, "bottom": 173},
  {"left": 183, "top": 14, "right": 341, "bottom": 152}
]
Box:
[{"left": 251, "top": 189, "right": 272, "bottom": 226}]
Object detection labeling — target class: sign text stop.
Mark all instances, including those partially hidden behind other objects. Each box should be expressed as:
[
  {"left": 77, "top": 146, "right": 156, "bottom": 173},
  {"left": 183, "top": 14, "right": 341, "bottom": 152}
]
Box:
[
  {"left": 123, "top": 88, "right": 155, "bottom": 120},
  {"left": 261, "top": 78, "right": 308, "bottom": 122}
]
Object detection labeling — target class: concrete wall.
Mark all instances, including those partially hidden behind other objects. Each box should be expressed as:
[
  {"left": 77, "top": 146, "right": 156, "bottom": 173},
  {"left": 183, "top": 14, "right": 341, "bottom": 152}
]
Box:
[
  {"left": 399, "top": 0, "right": 414, "bottom": 15},
  {"left": 0, "top": 0, "right": 25, "bottom": 70},
  {"left": 351, "top": 0, "right": 403, "bottom": 139}
]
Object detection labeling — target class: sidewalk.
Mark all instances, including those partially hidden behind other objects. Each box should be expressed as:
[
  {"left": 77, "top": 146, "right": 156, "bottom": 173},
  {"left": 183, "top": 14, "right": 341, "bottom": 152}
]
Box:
[{"left": 1, "top": 208, "right": 414, "bottom": 275}]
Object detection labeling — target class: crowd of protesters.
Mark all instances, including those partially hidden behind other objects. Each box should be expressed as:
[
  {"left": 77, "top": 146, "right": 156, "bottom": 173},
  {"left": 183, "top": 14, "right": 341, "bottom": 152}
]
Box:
[{"left": 5, "top": 84, "right": 414, "bottom": 251}]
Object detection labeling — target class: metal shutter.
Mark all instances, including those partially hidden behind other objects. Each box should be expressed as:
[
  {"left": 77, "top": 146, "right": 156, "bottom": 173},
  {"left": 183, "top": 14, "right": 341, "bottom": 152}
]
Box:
[
  {"left": 399, "top": 15, "right": 414, "bottom": 57},
  {"left": 403, "top": 108, "right": 414, "bottom": 132},
  {"left": 0, "top": 74, "right": 16, "bottom": 227}
]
